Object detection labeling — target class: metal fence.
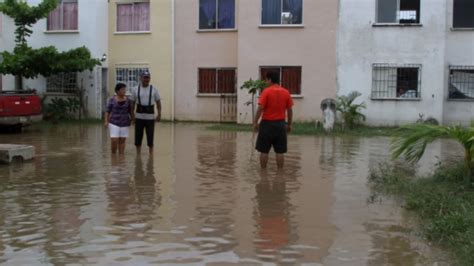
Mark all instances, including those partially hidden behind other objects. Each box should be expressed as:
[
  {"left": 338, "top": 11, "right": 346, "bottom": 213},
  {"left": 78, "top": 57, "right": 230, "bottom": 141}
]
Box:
[{"left": 449, "top": 66, "right": 474, "bottom": 99}]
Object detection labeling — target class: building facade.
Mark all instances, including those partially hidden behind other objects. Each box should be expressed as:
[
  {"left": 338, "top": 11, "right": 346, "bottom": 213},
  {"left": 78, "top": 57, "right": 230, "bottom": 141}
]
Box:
[
  {"left": 337, "top": 0, "right": 474, "bottom": 125},
  {"left": 108, "top": 0, "right": 173, "bottom": 120},
  {"left": 175, "top": 0, "right": 338, "bottom": 123},
  {"left": 1, "top": 0, "right": 109, "bottom": 119}
]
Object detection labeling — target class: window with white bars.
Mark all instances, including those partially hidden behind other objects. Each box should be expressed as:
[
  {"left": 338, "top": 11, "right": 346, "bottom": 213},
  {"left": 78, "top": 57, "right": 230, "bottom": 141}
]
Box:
[
  {"left": 115, "top": 66, "right": 149, "bottom": 94},
  {"left": 372, "top": 64, "right": 421, "bottom": 99},
  {"left": 46, "top": 72, "right": 78, "bottom": 94},
  {"left": 449, "top": 66, "right": 474, "bottom": 99}
]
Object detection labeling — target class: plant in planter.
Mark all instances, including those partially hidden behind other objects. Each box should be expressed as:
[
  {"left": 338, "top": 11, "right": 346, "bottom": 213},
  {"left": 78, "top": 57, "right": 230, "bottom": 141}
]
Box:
[{"left": 240, "top": 78, "right": 268, "bottom": 123}]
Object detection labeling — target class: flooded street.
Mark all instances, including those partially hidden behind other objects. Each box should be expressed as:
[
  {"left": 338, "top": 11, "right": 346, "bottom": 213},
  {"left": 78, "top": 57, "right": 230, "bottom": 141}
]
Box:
[{"left": 0, "top": 123, "right": 456, "bottom": 265}]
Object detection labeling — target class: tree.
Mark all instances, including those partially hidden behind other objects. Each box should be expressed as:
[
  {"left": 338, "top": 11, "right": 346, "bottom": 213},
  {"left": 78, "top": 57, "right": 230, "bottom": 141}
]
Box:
[
  {"left": 336, "top": 91, "right": 366, "bottom": 129},
  {"left": 391, "top": 123, "right": 474, "bottom": 186},
  {"left": 0, "top": 0, "right": 100, "bottom": 90},
  {"left": 240, "top": 78, "right": 267, "bottom": 123}
]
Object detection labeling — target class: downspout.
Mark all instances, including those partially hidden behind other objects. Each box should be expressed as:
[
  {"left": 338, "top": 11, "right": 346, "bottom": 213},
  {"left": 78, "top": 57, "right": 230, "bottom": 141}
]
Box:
[{"left": 171, "top": 0, "right": 175, "bottom": 121}]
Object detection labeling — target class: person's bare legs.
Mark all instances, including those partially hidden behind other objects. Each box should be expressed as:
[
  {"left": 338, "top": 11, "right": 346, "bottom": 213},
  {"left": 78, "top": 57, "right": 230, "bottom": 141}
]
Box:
[
  {"left": 260, "top": 153, "right": 269, "bottom": 168},
  {"left": 118, "top": 138, "right": 126, "bottom": 154},
  {"left": 276, "top": 153, "right": 284, "bottom": 169},
  {"left": 136, "top": 145, "right": 141, "bottom": 153},
  {"left": 111, "top": 138, "right": 118, "bottom": 154},
  {"left": 148, "top": 146, "right": 153, "bottom": 155}
]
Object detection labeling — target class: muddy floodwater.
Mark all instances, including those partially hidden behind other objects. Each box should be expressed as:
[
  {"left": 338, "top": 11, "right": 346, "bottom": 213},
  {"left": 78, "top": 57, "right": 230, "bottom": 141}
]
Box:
[{"left": 0, "top": 123, "right": 458, "bottom": 265}]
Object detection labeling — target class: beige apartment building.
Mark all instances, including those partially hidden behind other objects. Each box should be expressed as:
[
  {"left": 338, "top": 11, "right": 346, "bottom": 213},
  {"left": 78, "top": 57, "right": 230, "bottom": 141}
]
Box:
[
  {"left": 108, "top": 0, "right": 173, "bottom": 120},
  {"left": 175, "top": 0, "right": 338, "bottom": 123}
]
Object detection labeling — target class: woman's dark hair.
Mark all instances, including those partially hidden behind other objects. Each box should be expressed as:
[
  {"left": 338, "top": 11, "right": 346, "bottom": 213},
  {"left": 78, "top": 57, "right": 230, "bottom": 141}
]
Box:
[
  {"left": 266, "top": 71, "right": 280, "bottom": 84},
  {"left": 115, "top": 83, "right": 126, "bottom": 93}
]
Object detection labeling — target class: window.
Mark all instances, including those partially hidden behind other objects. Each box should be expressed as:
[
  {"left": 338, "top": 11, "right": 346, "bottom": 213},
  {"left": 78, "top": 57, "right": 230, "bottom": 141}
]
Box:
[
  {"left": 376, "top": 0, "right": 420, "bottom": 24},
  {"left": 115, "top": 66, "right": 149, "bottom": 94},
  {"left": 47, "top": 0, "right": 78, "bottom": 31},
  {"left": 453, "top": 0, "right": 474, "bottom": 28},
  {"left": 260, "top": 66, "right": 301, "bottom": 95},
  {"left": 117, "top": 2, "right": 150, "bottom": 32},
  {"left": 199, "top": 0, "right": 235, "bottom": 29},
  {"left": 449, "top": 66, "right": 474, "bottom": 99},
  {"left": 46, "top": 73, "right": 78, "bottom": 94},
  {"left": 372, "top": 64, "right": 421, "bottom": 99},
  {"left": 198, "top": 68, "right": 236, "bottom": 94},
  {"left": 262, "top": 0, "right": 303, "bottom": 25}
]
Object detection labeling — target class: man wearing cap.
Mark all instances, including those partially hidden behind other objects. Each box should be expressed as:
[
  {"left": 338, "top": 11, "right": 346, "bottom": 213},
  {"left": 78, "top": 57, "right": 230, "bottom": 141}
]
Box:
[{"left": 130, "top": 71, "right": 161, "bottom": 154}]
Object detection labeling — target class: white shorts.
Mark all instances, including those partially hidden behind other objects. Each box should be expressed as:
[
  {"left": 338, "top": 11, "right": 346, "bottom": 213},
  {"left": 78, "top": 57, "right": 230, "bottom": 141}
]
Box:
[{"left": 109, "top": 123, "right": 129, "bottom": 138}]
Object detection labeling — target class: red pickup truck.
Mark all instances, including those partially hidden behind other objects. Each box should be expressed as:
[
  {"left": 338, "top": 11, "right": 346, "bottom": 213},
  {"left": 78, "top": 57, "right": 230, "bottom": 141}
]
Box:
[{"left": 0, "top": 90, "right": 42, "bottom": 128}]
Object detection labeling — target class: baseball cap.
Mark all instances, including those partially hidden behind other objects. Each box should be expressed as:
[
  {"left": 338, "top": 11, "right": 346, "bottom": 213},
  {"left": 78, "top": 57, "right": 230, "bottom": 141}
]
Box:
[{"left": 140, "top": 70, "right": 151, "bottom": 77}]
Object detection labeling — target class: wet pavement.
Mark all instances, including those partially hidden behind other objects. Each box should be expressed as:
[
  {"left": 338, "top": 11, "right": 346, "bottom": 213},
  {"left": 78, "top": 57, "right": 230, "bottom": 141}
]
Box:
[{"left": 0, "top": 123, "right": 457, "bottom": 265}]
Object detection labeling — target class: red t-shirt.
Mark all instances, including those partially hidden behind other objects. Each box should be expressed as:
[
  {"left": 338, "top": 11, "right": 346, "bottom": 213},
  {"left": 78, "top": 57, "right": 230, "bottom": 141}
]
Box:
[{"left": 258, "top": 84, "right": 294, "bottom": 121}]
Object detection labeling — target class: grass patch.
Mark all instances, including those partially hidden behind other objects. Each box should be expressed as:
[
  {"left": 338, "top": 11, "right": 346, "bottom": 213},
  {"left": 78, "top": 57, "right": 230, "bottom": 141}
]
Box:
[
  {"left": 369, "top": 162, "right": 474, "bottom": 265},
  {"left": 206, "top": 122, "right": 398, "bottom": 137}
]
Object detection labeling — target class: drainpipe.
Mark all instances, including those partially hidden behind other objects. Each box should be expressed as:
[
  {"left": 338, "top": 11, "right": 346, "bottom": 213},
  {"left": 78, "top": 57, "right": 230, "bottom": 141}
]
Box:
[{"left": 171, "top": 0, "right": 175, "bottom": 121}]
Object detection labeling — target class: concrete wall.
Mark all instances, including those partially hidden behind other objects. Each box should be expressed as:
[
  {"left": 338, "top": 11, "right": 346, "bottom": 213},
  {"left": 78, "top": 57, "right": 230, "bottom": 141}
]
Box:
[
  {"left": 0, "top": 0, "right": 108, "bottom": 119},
  {"left": 174, "top": 0, "right": 238, "bottom": 122},
  {"left": 108, "top": 0, "right": 173, "bottom": 120},
  {"left": 443, "top": 0, "right": 474, "bottom": 125},
  {"left": 237, "top": 0, "right": 338, "bottom": 124},
  {"left": 338, "top": 0, "right": 474, "bottom": 126},
  {"left": 175, "top": 0, "right": 338, "bottom": 123}
]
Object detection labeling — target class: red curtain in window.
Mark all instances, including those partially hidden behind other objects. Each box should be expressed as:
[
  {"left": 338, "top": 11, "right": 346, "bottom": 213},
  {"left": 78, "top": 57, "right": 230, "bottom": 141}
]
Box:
[
  {"left": 217, "top": 69, "right": 235, "bottom": 93},
  {"left": 281, "top": 67, "right": 301, "bottom": 95},
  {"left": 47, "top": 5, "right": 61, "bottom": 30},
  {"left": 199, "top": 69, "right": 217, "bottom": 93},
  {"left": 134, "top": 2, "right": 150, "bottom": 31},
  {"left": 63, "top": 2, "right": 78, "bottom": 30},
  {"left": 117, "top": 4, "right": 133, "bottom": 32}
]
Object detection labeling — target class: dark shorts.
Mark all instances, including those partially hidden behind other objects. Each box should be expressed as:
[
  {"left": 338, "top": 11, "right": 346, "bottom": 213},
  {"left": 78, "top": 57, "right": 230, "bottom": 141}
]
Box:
[{"left": 255, "top": 120, "right": 287, "bottom": 154}]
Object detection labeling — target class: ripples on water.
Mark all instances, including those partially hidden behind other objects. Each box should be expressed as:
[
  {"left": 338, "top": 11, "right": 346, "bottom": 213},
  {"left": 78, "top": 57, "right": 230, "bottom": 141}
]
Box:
[{"left": 0, "top": 124, "right": 455, "bottom": 265}]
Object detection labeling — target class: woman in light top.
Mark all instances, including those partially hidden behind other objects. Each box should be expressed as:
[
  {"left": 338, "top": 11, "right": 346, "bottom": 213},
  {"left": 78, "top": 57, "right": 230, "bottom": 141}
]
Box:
[{"left": 104, "top": 83, "right": 134, "bottom": 154}]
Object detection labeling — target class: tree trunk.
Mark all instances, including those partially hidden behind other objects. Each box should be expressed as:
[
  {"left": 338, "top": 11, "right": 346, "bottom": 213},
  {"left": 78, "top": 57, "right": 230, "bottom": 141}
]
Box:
[
  {"left": 251, "top": 93, "right": 255, "bottom": 124},
  {"left": 464, "top": 149, "right": 473, "bottom": 186},
  {"left": 15, "top": 75, "right": 23, "bottom": 90}
]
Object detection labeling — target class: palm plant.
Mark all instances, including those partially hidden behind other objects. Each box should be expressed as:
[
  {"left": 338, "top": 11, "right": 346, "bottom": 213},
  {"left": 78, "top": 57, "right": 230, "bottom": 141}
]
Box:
[
  {"left": 391, "top": 123, "right": 474, "bottom": 185},
  {"left": 240, "top": 78, "right": 268, "bottom": 123},
  {"left": 336, "top": 91, "right": 366, "bottom": 129}
]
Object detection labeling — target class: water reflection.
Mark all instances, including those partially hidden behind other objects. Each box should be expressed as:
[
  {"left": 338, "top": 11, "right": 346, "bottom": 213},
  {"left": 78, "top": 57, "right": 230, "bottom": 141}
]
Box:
[
  {"left": 0, "top": 124, "right": 454, "bottom": 265},
  {"left": 254, "top": 170, "right": 292, "bottom": 260}
]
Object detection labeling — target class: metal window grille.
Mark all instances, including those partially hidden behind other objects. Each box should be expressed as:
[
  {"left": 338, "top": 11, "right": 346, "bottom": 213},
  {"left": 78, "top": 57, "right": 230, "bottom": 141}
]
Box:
[
  {"left": 115, "top": 66, "right": 149, "bottom": 95},
  {"left": 46, "top": 72, "right": 78, "bottom": 94},
  {"left": 372, "top": 64, "right": 421, "bottom": 99},
  {"left": 449, "top": 66, "right": 474, "bottom": 99}
]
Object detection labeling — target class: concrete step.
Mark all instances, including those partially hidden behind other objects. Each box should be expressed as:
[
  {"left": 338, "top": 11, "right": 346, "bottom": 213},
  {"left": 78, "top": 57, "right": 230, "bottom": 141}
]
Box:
[{"left": 0, "top": 144, "right": 35, "bottom": 164}]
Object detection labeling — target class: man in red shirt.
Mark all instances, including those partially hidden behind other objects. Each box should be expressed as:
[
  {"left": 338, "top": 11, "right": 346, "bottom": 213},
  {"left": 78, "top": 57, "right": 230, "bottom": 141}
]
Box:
[{"left": 253, "top": 71, "right": 294, "bottom": 169}]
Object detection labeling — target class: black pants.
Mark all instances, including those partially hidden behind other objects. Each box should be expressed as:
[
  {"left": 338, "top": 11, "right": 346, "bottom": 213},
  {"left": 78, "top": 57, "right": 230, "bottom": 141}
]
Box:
[
  {"left": 135, "top": 119, "right": 155, "bottom": 147},
  {"left": 255, "top": 120, "right": 287, "bottom": 153}
]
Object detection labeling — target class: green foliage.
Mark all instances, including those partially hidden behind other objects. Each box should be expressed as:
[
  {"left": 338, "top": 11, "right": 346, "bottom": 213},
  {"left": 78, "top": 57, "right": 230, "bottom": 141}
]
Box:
[
  {"left": 44, "top": 97, "right": 80, "bottom": 122},
  {"left": 391, "top": 123, "right": 474, "bottom": 184},
  {"left": 0, "top": 45, "right": 100, "bottom": 78},
  {"left": 369, "top": 162, "right": 474, "bottom": 265},
  {"left": 0, "top": 0, "right": 101, "bottom": 88},
  {"left": 336, "top": 91, "right": 366, "bottom": 129},
  {"left": 240, "top": 78, "right": 268, "bottom": 95},
  {"left": 0, "top": 0, "right": 58, "bottom": 45}
]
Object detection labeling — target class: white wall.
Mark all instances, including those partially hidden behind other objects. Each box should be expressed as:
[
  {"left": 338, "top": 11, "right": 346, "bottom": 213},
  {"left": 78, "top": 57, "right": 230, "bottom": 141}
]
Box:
[
  {"left": 338, "top": 0, "right": 448, "bottom": 125},
  {"left": 1, "top": 0, "right": 108, "bottom": 118},
  {"left": 443, "top": 0, "right": 474, "bottom": 125}
]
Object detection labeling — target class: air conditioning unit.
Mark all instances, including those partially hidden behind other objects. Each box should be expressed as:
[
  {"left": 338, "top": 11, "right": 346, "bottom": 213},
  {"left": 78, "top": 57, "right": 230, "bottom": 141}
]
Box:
[{"left": 281, "top": 12, "right": 293, "bottom": 24}]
